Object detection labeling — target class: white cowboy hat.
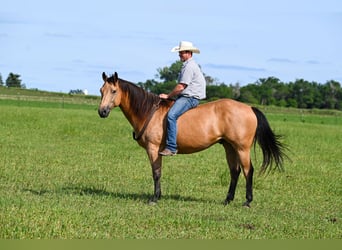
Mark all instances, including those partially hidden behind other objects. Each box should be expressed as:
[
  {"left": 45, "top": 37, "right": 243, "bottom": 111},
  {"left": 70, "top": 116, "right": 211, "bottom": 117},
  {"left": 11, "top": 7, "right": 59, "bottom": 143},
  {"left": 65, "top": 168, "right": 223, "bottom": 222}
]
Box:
[{"left": 171, "top": 41, "right": 200, "bottom": 54}]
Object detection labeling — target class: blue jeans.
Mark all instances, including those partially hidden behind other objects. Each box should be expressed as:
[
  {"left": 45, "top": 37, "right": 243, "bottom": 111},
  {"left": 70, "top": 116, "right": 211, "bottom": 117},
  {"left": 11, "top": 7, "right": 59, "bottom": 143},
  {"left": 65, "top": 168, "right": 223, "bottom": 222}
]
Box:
[{"left": 165, "top": 96, "right": 200, "bottom": 152}]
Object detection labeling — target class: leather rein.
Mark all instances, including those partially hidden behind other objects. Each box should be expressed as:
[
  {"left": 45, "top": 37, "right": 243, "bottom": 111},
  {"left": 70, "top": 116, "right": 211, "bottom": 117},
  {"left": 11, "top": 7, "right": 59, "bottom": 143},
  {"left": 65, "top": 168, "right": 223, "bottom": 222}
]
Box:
[{"left": 133, "top": 99, "right": 161, "bottom": 141}]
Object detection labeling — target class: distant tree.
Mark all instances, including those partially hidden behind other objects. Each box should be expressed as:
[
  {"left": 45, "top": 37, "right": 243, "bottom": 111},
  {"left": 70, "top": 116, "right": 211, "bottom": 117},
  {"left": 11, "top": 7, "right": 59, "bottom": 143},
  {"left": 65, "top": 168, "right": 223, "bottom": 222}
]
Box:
[
  {"left": 69, "top": 89, "right": 85, "bottom": 95},
  {"left": 203, "top": 73, "right": 226, "bottom": 87},
  {"left": 152, "top": 81, "right": 178, "bottom": 95},
  {"left": 204, "top": 75, "right": 215, "bottom": 85},
  {"left": 6, "top": 73, "right": 22, "bottom": 88},
  {"left": 156, "top": 61, "right": 182, "bottom": 82},
  {"left": 238, "top": 84, "right": 259, "bottom": 104},
  {"left": 0, "top": 73, "right": 4, "bottom": 86},
  {"left": 310, "top": 81, "right": 324, "bottom": 109},
  {"left": 137, "top": 79, "right": 159, "bottom": 92},
  {"left": 321, "top": 80, "right": 341, "bottom": 109},
  {"left": 231, "top": 82, "right": 241, "bottom": 99},
  {"left": 286, "top": 98, "right": 298, "bottom": 108},
  {"left": 207, "top": 83, "right": 233, "bottom": 100},
  {"left": 256, "top": 77, "right": 283, "bottom": 105},
  {"left": 274, "top": 83, "right": 289, "bottom": 107},
  {"left": 291, "top": 79, "right": 315, "bottom": 108}
]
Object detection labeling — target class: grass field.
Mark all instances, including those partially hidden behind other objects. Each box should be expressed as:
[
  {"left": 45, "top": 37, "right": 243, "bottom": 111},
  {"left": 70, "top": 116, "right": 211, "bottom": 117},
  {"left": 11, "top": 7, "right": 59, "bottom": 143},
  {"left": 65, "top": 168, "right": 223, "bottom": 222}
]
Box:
[{"left": 0, "top": 94, "right": 341, "bottom": 239}]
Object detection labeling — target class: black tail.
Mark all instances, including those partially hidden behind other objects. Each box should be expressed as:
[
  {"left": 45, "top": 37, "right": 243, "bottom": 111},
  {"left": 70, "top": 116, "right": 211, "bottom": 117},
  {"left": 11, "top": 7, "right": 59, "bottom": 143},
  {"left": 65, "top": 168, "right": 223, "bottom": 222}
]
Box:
[{"left": 252, "top": 107, "right": 287, "bottom": 173}]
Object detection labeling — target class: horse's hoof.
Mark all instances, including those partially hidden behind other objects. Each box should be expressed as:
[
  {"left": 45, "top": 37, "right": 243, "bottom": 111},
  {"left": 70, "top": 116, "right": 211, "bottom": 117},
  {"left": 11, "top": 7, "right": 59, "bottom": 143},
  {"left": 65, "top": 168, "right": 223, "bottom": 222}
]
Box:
[
  {"left": 242, "top": 201, "right": 251, "bottom": 208},
  {"left": 223, "top": 199, "right": 231, "bottom": 206},
  {"left": 148, "top": 199, "right": 158, "bottom": 206}
]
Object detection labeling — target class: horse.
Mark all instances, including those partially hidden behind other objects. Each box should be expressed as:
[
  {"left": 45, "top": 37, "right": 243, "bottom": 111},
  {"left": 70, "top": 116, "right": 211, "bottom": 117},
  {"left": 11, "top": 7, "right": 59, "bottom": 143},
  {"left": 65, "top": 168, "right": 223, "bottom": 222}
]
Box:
[{"left": 98, "top": 72, "right": 286, "bottom": 207}]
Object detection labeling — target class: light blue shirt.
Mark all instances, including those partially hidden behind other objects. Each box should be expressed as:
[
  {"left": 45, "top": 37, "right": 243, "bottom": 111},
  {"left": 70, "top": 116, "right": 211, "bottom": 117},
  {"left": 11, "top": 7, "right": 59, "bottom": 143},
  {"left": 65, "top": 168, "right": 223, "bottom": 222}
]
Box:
[{"left": 178, "top": 58, "right": 206, "bottom": 99}]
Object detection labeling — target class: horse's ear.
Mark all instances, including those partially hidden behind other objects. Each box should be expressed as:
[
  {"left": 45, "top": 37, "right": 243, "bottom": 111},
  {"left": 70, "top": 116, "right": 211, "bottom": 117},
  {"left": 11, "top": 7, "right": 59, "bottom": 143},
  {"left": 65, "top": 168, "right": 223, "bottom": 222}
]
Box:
[
  {"left": 114, "top": 72, "right": 118, "bottom": 82},
  {"left": 102, "top": 72, "right": 107, "bottom": 81}
]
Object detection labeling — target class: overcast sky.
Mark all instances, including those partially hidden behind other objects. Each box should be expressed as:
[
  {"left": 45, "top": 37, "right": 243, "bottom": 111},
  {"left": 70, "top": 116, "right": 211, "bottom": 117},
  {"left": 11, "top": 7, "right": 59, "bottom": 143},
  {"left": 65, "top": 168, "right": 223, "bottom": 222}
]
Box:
[{"left": 1, "top": 0, "right": 341, "bottom": 95}]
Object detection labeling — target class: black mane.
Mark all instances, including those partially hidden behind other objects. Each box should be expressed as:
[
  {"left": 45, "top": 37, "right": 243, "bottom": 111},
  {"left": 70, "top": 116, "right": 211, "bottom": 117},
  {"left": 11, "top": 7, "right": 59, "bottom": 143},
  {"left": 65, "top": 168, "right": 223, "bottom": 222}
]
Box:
[{"left": 107, "top": 75, "right": 168, "bottom": 120}]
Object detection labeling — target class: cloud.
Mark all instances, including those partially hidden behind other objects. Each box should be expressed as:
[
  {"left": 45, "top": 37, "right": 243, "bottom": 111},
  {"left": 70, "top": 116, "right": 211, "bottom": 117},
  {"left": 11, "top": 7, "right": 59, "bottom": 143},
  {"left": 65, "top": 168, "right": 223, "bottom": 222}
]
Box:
[
  {"left": 205, "top": 63, "right": 266, "bottom": 72},
  {"left": 52, "top": 67, "right": 73, "bottom": 72},
  {"left": 0, "top": 11, "right": 35, "bottom": 25},
  {"left": 72, "top": 59, "right": 86, "bottom": 64},
  {"left": 305, "top": 60, "right": 320, "bottom": 65},
  {"left": 267, "top": 58, "right": 297, "bottom": 63},
  {"left": 268, "top": 58, "right": 321, "bottom": 65},
  {"left": 0, "top": 16, "right": 25, "bottom": 24},
  {"left": 44, "top": 32, "right": 72, "bottom": 38}
]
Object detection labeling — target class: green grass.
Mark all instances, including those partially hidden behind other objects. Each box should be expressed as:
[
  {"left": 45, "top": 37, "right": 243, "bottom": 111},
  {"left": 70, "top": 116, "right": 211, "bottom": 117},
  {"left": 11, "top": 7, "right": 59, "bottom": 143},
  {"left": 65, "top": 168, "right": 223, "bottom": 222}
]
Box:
[{"left": 0, "top": 97, "right": 341, "bottom": 239}]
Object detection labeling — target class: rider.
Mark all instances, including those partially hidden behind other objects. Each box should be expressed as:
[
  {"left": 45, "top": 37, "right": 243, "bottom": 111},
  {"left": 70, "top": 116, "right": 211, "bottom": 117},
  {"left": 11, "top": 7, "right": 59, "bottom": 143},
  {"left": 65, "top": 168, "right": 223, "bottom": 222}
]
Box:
[{"left": 159, "top": 41, "right": 206, "bottom": 156}]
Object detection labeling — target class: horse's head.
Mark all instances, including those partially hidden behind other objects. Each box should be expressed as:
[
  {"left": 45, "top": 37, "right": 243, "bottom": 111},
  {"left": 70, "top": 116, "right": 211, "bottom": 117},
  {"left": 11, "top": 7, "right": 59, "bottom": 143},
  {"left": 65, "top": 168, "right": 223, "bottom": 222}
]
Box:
[{"left": 98, "top": 72, "right": 121, "bottom": 118}]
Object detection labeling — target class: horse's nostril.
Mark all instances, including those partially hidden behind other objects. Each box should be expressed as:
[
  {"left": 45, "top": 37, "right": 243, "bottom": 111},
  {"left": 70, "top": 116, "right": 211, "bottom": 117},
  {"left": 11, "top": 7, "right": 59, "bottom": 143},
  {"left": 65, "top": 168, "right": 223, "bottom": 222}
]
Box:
[{"left": 98, "top": 107, "right": 109, "bottom": 118}]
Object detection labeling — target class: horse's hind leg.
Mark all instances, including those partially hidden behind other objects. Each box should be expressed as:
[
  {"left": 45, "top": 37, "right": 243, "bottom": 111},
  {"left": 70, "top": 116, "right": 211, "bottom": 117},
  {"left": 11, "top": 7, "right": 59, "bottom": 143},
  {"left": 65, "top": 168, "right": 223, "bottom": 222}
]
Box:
[
  {"left": 222, "top": 142, "right": 241, "bottom": 205},
  {"left": 239, "top": 150, "right": 254, "bottom": 207}
]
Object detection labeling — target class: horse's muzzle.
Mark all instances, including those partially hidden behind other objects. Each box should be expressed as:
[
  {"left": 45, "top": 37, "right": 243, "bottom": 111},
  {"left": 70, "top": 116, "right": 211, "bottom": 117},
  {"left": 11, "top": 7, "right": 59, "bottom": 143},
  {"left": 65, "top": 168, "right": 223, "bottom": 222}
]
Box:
[{"left": 98, "top": 106, "right": 111, "bottom": 118}]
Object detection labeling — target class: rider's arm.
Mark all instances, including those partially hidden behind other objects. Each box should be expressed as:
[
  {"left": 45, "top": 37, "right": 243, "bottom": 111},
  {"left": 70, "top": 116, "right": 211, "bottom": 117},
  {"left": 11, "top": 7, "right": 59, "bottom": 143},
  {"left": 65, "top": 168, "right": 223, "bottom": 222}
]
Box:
[{"left": 159, "top": 83, "right": 186, "bottom": 99}]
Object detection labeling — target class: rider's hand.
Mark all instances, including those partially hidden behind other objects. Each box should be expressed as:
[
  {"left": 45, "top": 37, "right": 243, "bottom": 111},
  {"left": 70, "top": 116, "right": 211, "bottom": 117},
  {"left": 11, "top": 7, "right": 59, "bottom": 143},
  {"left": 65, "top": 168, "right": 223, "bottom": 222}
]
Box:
[{"left": 159, "top": 93, "right": 169, "bottom": 99}]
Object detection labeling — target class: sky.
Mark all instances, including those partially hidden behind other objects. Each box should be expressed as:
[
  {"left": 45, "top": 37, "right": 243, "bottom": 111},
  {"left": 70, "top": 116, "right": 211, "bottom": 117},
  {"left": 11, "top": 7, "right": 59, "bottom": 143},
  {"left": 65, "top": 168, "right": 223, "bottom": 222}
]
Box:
[{"left": 1, "top": 0, "right": 341, "bottom": 95}]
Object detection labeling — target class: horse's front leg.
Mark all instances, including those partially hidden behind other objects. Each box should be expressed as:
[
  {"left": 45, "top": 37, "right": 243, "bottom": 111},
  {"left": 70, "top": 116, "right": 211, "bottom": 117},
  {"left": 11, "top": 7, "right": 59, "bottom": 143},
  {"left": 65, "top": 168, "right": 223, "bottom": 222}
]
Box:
[
  {"left": 146, "top": 146, "right": 163, "bottom": 204},
  {"left": 151, "top": 163, "right": 162, "bottom": 204}
]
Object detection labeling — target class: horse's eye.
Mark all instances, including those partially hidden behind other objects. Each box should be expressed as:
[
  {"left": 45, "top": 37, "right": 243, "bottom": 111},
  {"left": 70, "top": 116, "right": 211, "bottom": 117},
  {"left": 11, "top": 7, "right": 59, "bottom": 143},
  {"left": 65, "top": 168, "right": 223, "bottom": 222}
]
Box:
[{"left": 112, "top": 90, "right": 116, "bottom": 94}]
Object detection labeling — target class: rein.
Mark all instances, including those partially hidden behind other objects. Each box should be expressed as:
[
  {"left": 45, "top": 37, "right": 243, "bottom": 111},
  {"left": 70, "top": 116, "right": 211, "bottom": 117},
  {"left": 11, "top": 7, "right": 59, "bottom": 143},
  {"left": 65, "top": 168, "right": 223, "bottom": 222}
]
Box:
[{"left": 133, "top": 99, "right": 161, "bottom": 141}]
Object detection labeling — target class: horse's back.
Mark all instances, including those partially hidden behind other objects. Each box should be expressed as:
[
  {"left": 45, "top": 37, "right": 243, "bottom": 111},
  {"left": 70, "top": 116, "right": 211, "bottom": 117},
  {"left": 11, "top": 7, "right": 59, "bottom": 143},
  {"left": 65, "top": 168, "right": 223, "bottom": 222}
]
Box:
[{"left": 176, "top": 99, "right": 257, "bottom": 153}]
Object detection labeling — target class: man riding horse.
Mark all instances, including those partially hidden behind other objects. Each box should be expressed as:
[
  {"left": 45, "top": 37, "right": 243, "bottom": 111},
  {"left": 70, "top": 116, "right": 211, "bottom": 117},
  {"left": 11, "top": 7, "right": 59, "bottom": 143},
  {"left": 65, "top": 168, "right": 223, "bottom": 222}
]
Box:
[{"left": 159, "top": 41, "right": 206, "bottom": 156}]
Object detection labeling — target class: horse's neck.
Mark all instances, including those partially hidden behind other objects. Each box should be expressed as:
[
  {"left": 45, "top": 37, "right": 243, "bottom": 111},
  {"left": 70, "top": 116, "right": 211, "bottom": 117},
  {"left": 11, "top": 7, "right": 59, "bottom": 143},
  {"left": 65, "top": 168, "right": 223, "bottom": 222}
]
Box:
[
  {"left": 119, "top": 94, "right": 144, "bottom": 133},
  {"left": 118, "top": 81, "right": 164, "bottom": 134}
]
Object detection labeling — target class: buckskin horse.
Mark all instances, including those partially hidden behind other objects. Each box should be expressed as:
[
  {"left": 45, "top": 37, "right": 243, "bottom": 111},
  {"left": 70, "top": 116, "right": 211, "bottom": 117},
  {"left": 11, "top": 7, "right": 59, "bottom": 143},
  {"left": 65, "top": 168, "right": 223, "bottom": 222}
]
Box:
[{"left": 98, "top": 72, "right": 286, "bottom": 207}]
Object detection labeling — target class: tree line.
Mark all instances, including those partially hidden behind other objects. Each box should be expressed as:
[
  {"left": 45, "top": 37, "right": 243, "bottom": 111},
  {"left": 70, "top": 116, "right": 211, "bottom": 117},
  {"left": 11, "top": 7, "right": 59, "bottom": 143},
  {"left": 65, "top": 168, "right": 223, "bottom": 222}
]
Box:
[
  {"left": 137, "top": 61, "right": 342, "bottom": 110},
  {"left": 2, "top": 62, "right": 342, "bottom": 110}
]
